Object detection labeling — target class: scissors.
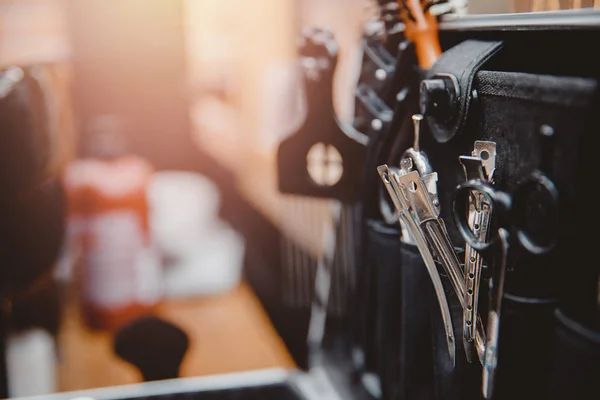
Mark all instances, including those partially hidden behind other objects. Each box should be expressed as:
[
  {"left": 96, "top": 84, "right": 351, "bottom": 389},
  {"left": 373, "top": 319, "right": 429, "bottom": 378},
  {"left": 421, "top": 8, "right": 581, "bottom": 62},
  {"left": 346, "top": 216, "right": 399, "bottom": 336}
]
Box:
[{"left": 452, "top": 125, "right": 559, "bottom": 399}]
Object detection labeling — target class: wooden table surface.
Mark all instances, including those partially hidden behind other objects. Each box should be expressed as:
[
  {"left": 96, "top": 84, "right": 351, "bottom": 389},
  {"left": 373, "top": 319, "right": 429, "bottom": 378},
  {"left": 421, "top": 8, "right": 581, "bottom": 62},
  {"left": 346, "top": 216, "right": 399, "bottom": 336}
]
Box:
[{"left": 56, "top": 282, "right": 295, "bottom": 393}]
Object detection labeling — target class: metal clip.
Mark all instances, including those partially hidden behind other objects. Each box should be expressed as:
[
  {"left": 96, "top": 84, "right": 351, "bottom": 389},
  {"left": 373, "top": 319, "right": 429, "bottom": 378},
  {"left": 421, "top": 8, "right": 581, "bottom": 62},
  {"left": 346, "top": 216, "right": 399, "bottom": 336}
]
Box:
[
  {"left": 398, "top": 170, "right": 487, "bottom": 362},
  {"left": 459, "top": 141, "right": 496, "bottom": 364},
  {"left": 398, "top": 172, "right": 464, "bottom": 291},
  {"left": 472, "top": 141, "right": 497, "bottom": 182},
  {"left": 378, "top": 165, "right": 456, "bottom": 366},
  {"left": 401, "top": 114, "right": 433, "bottom": 178}
]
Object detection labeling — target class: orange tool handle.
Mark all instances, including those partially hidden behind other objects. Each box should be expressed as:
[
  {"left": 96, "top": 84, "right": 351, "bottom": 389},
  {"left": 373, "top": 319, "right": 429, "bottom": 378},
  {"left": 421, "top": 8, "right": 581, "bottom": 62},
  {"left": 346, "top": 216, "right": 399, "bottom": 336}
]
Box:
[{"left": 400, "top": 0, "right": 442, "bottom": 69}]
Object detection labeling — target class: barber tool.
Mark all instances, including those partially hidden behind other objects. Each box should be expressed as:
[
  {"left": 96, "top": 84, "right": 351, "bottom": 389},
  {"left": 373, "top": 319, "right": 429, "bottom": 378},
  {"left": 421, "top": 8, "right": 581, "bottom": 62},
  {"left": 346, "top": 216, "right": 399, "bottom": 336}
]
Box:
[
  {"left": 377, "top": 114, "right": 458, "bottom": 366},
  {"left": 394, "top": 115, "right": 487, "bottom": 362},
  {"left": 397, "top": 168, "right": 486, "bottom": 363},
  {"left": 376, "top": 113, "right": 490, "bottom": 369},
  {"left": 378, "top": 164, "right": 455, "bottom": 366},
  {"left": 453, "top": 128, "right": 559, "bottom": 399},
  {"left": 458, "top": 141, "right": 496, "bottom": 363}
]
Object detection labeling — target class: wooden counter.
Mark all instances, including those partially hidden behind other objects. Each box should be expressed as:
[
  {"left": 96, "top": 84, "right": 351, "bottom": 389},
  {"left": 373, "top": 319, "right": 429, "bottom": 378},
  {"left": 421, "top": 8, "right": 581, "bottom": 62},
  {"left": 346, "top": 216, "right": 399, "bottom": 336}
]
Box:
[{"left": 56, "top": 282, "right": 295, "bottom": 393}]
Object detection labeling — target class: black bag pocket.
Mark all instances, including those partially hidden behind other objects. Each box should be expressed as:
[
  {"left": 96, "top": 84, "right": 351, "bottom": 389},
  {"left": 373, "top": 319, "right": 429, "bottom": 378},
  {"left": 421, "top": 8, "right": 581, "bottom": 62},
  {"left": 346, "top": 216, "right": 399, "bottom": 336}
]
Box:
[
  {"left": 494, "top": 294, "right": 558, "bottom": 400},
  {"left": 369, "top": 220, "right": 435, "bottom": 400},
  {"left": 546, "top": 309, "right": 600, "bottom": 400},
  {"left": 429, "top": 269, "right": 480, "bottom": 400}
]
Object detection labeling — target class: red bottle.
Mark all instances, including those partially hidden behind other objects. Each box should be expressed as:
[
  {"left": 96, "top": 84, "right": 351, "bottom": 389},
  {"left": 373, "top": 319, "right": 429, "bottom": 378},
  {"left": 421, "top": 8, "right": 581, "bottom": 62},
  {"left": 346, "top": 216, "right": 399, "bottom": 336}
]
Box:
[{"left": 62, "top": 117, "right": 162, "bottom": 331}]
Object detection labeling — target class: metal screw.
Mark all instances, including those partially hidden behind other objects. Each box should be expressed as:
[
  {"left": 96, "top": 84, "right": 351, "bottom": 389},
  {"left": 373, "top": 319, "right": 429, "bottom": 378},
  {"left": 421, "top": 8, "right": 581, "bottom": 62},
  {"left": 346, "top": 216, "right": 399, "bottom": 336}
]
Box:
[
  {"left": 400, "top": 157, "right": 413, "bottom": 172},
  {"left": 412, "top": 114, "right": 423, "bottom": 152}
]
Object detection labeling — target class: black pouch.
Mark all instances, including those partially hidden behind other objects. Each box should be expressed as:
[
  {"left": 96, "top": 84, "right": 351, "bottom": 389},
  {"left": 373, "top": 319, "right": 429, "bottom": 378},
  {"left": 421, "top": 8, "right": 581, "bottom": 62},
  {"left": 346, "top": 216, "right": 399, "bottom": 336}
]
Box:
[
  {"left": 417, "top": 47, "right": 598, "bottom": 400},
  {"left": 370, "top": 220, "right": 401, "bottom": 399},
  {"left": 494, "top": 294, "right": 558, "bottom": 400},
  {"left": 470, "top": 70, "right": 596, "bottom": 400},
  {"left": 429, "top": 271, "right": 481, "bottom": 400},
  {"left": 546, "top": 309, "right": 600, "bottom": 400},
  {"left": 368, "top": 220, "right": 435, "bottom": 400},
  {"left": 396, "top": 240, "right": 434, "bottom": 400},
  {"left": 350, "top": 40, "right": 419, "bottom": 389}
]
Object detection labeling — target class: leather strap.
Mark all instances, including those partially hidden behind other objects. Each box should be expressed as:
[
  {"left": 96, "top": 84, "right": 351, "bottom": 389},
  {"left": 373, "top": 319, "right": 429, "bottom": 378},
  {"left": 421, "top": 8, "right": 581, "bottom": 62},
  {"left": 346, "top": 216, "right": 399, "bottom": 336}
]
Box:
[{"left": 421, "top": 40, "right": 503, "bottom": 143}]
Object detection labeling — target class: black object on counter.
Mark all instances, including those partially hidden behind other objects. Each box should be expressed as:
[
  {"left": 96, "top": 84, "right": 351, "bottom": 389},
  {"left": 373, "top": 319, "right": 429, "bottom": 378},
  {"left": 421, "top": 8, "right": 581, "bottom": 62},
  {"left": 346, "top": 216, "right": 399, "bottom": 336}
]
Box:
[{"left": 114, "top": 316, "right": 190, "bottom": 382}]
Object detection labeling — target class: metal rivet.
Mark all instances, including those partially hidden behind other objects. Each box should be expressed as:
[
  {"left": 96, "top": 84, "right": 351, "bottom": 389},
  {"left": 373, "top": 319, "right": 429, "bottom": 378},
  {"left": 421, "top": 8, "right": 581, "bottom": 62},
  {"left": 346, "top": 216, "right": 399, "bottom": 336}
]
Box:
[
  {"left": 540, "top": 124, "right": 554, "bottom": 137},
  {"left": 371, "top": 119, "right": 383, "bottom": 131}
]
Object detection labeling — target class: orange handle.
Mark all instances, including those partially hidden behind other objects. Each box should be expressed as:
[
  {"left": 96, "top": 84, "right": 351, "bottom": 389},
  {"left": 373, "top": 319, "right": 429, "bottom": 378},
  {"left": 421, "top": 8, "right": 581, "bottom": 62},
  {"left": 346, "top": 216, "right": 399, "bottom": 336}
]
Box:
[{"left": 400, "top": 0, "right": 442, "bottom": 69}]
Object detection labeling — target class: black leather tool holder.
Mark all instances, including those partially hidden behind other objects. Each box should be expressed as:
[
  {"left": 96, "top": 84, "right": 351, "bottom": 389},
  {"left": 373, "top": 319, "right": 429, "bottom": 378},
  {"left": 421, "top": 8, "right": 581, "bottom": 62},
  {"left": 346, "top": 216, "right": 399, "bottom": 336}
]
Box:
[
  {"left": 418, "top": 32, "right": 600, "bottom": 399},
  {"left": 543, "top": 60, "right": 600, "bottom": 400},
  {"left": 277, "top": 28, "right": 367, "bottom": 202},
  {"left": 350, "top": 40, "right": 420, "bottom": 398},
  {"left": 420, "top": 40, "right": 503, "bottom": 144},
  {"left": 470, "top": 70, "right": 597, "bottom": 400},
  {"left": 429, "top": 267, "right": 481, "bottom": 400},
  {"left": 544, "top": 73, "right": 600, "bottom": 400}
]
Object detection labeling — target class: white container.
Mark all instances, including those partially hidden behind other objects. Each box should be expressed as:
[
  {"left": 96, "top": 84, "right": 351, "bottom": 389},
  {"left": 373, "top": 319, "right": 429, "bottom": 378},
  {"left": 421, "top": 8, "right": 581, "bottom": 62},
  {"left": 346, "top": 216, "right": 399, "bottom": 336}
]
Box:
[
  {"left": 6, "top": 329, "right": 57, "bottom": 398},
  {"left": 148, "top": 171, "right": 245, "bottom": 298}
]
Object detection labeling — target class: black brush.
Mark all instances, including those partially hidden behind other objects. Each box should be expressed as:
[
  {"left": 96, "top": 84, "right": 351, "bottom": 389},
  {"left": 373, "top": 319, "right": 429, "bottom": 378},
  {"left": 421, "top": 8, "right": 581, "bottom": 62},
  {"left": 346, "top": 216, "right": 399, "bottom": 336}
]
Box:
[{"left": 113, "top": 316, "right": 189, "bottom": 382}]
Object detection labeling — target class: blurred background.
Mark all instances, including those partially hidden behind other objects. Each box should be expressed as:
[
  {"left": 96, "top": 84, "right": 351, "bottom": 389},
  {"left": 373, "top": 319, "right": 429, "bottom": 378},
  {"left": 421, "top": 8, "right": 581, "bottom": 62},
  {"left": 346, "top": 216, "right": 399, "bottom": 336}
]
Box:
[{"left": 0, "top": 0, "right": 594, "bottom": 398}]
